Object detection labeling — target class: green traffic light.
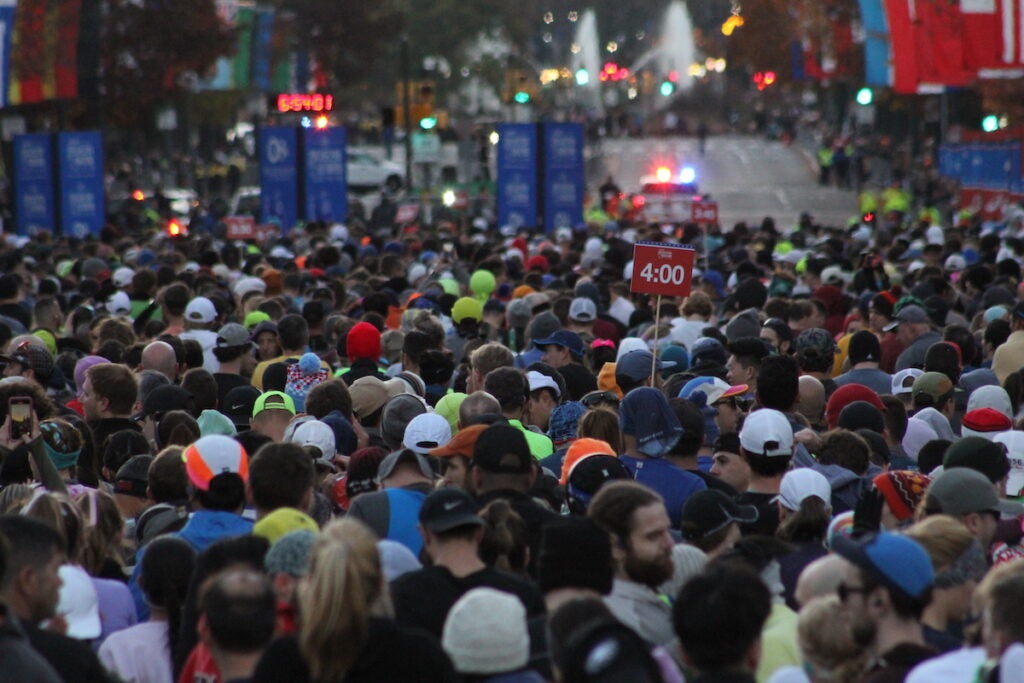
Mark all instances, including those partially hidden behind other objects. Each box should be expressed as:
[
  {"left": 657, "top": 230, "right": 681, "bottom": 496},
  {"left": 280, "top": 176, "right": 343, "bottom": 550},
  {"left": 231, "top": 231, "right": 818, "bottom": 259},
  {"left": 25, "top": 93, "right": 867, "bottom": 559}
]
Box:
[
  {"left": 660, "top": 81, "right": 675, "bottom": 97},
  {"left": 419, "top": 116, "right": 437, "bottom": 130},
  {"left": 981, "top": 115, "right": 999, "bottom": 133},
  {"left": 514, "top": 91, "right": 530, "bottom": 104},
  {"left": 856, "top": 87, "right": 873, "bottom": 106}
]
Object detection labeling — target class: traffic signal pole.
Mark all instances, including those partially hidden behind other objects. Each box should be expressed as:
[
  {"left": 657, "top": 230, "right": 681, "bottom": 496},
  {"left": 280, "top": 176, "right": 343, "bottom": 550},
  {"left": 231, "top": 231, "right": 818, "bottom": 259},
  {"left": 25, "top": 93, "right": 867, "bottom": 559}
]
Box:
[{"left": 401, "top": 36, "right": 413, "bottom": 192}]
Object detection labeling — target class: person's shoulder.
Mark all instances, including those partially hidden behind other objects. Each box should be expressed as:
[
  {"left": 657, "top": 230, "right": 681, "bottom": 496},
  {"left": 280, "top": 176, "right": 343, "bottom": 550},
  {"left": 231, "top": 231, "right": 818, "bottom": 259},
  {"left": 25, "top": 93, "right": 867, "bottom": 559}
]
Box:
[{"left": 254, "top": 634, "right": 309, "bottom": 683}]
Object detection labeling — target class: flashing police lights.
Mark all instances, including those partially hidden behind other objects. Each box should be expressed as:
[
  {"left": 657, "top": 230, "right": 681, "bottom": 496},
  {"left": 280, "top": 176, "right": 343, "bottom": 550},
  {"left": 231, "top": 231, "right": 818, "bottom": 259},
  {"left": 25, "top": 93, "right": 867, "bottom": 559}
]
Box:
[{"left": 679, "top": 166, "right": 696, "bottom": 184}]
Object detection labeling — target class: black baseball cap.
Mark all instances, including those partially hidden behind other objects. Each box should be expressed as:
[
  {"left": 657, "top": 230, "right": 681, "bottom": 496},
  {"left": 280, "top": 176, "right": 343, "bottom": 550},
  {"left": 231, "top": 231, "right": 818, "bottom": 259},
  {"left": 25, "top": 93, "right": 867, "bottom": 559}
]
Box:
[
  {"left": 419, "top": 488, "right": 483, "bottom": 533},
  {"left": 472, "top": 424, "right": 533, "bottom": 474},
  {"left": 222, "top": 385, "right": 261, "bottom": 428},
  {"left": 679, "top": 489, "right": 758, "bottom": 540},
  {"left": 134, "top": 384, "right": 193, "bottom": 421},
  {"left": 567, "top": 455, "right": 631, "bottom": 507}
]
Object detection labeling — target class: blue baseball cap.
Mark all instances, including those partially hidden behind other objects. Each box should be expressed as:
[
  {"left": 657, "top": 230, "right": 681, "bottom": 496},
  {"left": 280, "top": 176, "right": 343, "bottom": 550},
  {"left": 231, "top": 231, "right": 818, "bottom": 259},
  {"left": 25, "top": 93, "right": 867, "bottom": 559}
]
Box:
[
  {"left": 832, "top": 531, "right": 934, "bottom": 601},
  {"left": 534, "top": 330, "right": 585, "bottom": 358}
]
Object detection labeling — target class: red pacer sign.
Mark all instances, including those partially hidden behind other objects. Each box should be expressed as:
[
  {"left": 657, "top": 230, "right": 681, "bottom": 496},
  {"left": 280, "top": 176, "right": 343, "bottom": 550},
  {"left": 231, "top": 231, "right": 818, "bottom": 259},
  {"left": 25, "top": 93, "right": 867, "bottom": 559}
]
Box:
[
  {"left": 224, "top": 216, "right": 276, "bottom": 242},
  {"left": 630, "top": 242, "right": 697, "bottom": 297}
]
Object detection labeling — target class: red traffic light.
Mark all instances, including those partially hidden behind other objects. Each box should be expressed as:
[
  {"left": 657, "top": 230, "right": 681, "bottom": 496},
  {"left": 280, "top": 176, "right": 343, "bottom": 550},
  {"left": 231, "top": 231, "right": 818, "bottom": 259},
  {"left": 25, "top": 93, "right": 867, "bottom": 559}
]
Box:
[{"left": 166, "top": 218, "right": 187, "bottom": 237}]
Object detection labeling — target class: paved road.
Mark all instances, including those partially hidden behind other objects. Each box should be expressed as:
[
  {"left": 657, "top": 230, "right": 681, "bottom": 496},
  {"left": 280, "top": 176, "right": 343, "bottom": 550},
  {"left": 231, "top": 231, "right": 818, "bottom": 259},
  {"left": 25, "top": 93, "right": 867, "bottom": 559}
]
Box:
[{"left": 588, "top": 134, "right": 858, "bottom": 229}]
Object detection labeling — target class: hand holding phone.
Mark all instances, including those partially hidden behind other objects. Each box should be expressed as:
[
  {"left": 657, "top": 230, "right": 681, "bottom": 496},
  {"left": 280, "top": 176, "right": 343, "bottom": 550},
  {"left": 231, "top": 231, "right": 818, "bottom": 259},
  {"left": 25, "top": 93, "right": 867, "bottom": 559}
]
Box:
[{"left": 9, "top": 397, "right": 32, "bottom": 441}]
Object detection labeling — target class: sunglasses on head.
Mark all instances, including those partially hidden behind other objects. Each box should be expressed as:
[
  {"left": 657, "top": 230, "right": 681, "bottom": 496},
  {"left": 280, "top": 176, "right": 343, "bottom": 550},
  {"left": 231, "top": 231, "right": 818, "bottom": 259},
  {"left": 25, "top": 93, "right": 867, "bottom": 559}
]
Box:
[{"left": 581, "top": 391, "right": 620, "bottom": 408}]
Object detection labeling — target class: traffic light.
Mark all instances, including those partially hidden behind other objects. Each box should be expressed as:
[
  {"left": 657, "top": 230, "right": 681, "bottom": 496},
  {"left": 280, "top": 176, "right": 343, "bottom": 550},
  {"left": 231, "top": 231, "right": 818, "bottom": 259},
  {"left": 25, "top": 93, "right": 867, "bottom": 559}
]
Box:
[
  {"left": 982, "top": 115, "right": 1000, "bottom": 132},
  {"left": 660, "top": 80, "right": 675, "bottom": 96},
  {"left": 419, "top": 116, "right": 438, "bottom": 130},
  {"left": 513, "top": 91, "right": 530, "bottom": 104},
  {"left": 856, "top": 88, "right": 873, "bottom": 106}
]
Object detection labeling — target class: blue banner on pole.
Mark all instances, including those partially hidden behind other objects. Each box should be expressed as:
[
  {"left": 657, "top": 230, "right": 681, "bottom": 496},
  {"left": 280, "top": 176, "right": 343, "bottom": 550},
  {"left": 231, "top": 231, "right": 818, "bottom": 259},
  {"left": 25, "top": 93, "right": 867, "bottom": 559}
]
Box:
[
  {"left": 259, "top": 126, "right": 298, "bottom": 230},
  {"left": 542, "top": 122, "right": 584, "bottom": 233},
  {"left": 57, "top": 131, "right": 105, "bottom": 237},
  {"left": 857, "top": 0, "right": 891, "bottom": 87},
  {"left": 302, "top": 126, "right": 347, "bottom": 222},
  {"left": 0, "top": 1, "right": 15, "bottom": 108},
  {"left": 13, "top": 133, "right": 55, "bottom": 236},
  {"left": 496, "top": 124, "right": 538, "bottom": 230},
  {"left": 252, "top": 8, "right": 273, "bottom": 91}
]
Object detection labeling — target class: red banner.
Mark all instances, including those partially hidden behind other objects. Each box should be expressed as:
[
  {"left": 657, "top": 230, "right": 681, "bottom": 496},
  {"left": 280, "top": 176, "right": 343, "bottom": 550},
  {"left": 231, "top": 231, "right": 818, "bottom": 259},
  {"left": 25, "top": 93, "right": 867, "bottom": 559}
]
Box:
[
  {"left": 959, "top": 187, "right": 1024, "bottom": 220},
  {"left": 55, "top": 0, "right": 81, "bottom": 99},
  {"left": 630, "top": 243, "right": 697, "bottom": 297}
]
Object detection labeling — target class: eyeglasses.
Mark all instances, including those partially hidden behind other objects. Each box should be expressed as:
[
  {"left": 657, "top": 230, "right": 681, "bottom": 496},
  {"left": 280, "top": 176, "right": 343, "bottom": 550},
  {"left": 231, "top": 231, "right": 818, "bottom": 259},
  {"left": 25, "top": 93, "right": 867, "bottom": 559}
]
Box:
[
  {"left": 837, "top": 582, "right": 868, "bottom": 603},
  {"left": 581, "top": 391, "right": 620, "bottom": 408}
]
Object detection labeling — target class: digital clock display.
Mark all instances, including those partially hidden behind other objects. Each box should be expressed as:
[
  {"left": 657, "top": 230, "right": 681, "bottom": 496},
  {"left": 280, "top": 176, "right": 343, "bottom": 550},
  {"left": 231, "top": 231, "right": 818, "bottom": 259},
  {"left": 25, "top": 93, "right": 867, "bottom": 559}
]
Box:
[{"left": 276, "top": 93, "right": 334, "bottom": 113}]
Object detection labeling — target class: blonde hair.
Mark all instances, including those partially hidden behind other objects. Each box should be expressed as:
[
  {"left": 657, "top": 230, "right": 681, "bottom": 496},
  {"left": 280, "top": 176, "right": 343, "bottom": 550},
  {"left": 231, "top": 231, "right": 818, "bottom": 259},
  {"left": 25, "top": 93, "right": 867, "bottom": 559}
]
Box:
[
  {"left": 75, "top": 489, "right": 125, "bottom": 577},
  {"left": 904, "top": 515, "right": 975, "bottom": 571},
  {"left": 299, "top": 518, "right": 389, "bottom": 682},
  {"left": 797, "top": 595, "right": 868, "bottom": 683},
  {"left": 23, "top": 492, "right": 83, "bottom": 563}
]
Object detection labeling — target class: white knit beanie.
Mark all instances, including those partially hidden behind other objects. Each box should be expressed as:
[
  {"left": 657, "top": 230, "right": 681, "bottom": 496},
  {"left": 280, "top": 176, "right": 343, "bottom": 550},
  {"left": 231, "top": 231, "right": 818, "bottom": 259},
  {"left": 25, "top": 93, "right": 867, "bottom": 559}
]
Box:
[{"left": 442, "top": 588, "right": 529, "bottom": 675}]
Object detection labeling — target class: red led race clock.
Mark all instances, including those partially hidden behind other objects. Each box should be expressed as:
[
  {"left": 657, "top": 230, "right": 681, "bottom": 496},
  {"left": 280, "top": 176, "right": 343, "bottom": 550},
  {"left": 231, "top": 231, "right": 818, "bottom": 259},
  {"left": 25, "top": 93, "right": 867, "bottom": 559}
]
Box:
[{"left": 276, "top": 93, "right": 334, "bottom": 113}]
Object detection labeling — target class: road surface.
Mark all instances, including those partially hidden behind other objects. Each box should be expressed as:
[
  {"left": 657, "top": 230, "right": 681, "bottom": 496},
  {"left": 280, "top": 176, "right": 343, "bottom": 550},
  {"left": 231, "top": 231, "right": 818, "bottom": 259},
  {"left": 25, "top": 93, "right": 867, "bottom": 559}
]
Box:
[{"left": 588, "top": 134, "right": 858, "bottom": 229}]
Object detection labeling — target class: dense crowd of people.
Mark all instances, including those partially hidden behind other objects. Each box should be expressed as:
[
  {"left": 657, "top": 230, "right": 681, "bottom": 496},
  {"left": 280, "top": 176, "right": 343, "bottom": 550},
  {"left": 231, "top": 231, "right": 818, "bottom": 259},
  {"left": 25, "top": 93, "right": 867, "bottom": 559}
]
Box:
[{"left": 0, "top": 204, "right": 1023, "bottom": 683}]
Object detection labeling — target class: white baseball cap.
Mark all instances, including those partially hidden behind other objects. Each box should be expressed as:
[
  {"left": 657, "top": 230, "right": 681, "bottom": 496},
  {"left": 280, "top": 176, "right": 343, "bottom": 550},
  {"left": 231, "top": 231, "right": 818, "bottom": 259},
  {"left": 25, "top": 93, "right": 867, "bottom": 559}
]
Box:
[
  {"left": 403, "top": 413, "right": 452, "bottom": 455},
  {"left": 739, "top": 409, "right": 794, "bottom": 457},
  {"left": 106, "top": 291, "right": 132, "bottom": 317},
  {"left": 569, "top": 297, "right": 597, "bottom": 323},
  {"left": 185, "top": 297, "right": 217, "bottom": 323},
  {"left": 112, "top": 267, "right": 134, "bottom": 288},
  {"left": 291, "top": 419, "right": 337, "bottom": 461},
  {"left": 526, "top": 370, "right": 560, "bottom": 398},
  {"left": 56, "top": 564, "right": 101, "bottom": 640},
  {"left": 891, "top": 368, "right": 924, "bottom": 395},
  {"left": 776, "top": 468, "right": 832, "bottom": 512},
  {"left": 233, "top": 276, "right": 266, "bottom": 298}
]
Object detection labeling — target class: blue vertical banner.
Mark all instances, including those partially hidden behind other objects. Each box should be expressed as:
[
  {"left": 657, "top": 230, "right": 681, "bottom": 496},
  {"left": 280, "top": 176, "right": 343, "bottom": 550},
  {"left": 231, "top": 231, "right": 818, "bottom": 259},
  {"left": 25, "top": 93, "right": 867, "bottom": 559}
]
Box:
[
  {"left": 252, "top": 8, "right": 274, "bottom": 91},
  {"left": 57, "top": 131, "right": 105, "bottom": 237},
  {"left": 302, "top": 126, "right": 347, "bottom": 222},
  {"left": 259, "top": 126, "right": 298, "bottom": 229},
  {"left": 496, "top": 123, "right": 538, "bottom": 230},
  {"left": 13, "top": 133, "right": 55, "bottom": 235},
  {"left": 542, "top": 122, "right": 584, "bottom": 232},
  {"left": 857, "top": 0, "right": 892, "bottom": 87},
  {"left": 0, "top": 0, "right": 14, "bottom": 108}
]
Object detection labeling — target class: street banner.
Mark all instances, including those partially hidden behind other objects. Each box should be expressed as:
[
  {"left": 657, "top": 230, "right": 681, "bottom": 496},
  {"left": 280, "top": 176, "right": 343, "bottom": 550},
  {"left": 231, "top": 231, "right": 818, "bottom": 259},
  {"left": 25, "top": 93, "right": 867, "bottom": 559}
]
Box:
[
  {"left": 57, "top": 131, "right": 105, "bottom": 236},
  {"left": 857, "top": 0, "right": 892, "bottom": 86},
  {"left": 0, "top": 1, "right": 15, "bottom": 107},
  {"left": 55, "top": 0, "right": 82, "bottom": 99},
  {"left": 252, "top": 7, "right": 273, "bottom": 91},
  {"left": 542, "top": 122, "right": 584, "bottom": 233},
  {"left": 13, "top": 133, "right": 55, "bottom": 235},
  {"left": 258, "top": 126, "right": 298, "bottom": 230},
  {"left": 496, "top": 123, "right": 538, "bottom": 230},
  {"left": 630, "top": 242, "right": 697, "bottom": 297},
  {"left": 9, "top": 0, "right": 46, "bottom": 104},
  {"left": 302, "top": 125, "right": 347, "bottom": 222}
]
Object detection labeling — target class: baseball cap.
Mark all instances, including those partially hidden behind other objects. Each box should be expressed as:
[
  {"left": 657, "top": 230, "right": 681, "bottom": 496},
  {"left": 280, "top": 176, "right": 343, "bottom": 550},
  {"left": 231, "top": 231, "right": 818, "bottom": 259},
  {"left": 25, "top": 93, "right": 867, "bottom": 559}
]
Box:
[
  {"left": 926, "top": 467, "right": 1023, "bottom": 516},
  {"left": 431, "top": 424, "right": 488, "bottom": 459},
  {"left": 472, "top": 424, "right": 533, "bottom": 474},
  {"left": 795, "top": 328, "right": 838, "bottom": 356},
  {"left": 533, "top": 330, "right": 585, "bottom": 358},
  {"left": 185, "top": 297, "right": 217, "bottom": 324},
  {"left": 775, "top": 468, "right": 832, "bottom": 512},
  {"left": 832, "top": 531, "right": 934, "bottom": 601},
  {"left": 566, "top": 455, "right": 631, "bottom": 508},
  {"left": 739, "top": 409, "right": 794, "bottom": 457},
  {"left": 680, "top": 489, "right": 759, "bottom": 540},
  {"left": 253, "top": 508, "right": 319, "bottom": 544},
  {"left": 891, "top": 368, "right": 924, "bottom": 395},
  {"left": 290, "top": 419, "right": 336, "bottom": 460},
  {"left": 234, "top": 276, "right": 267, "bottom": 299},
  {"left": 377, "top": 448, "right": 433, "bottom": 481},
  {"left": 569, "top": 297, "right": 597, "bottom": 322},
  {"left": 883, "top": 304, "right": 930, "bottom": 332},
  {"left": 420, "top": 487, "right": 483, "bottom": 533},
  {"left": 106, "top": 291, "right": 132, "bottom": 316},
  {"left": 944, "top": 435, "right": 1011, "bottom": 483},
  {"left": 182, "top": 435, "right": 249, "bottom": 491},
  {"left": 960, "top": 408, "right": 1012, "bottom": 441},
  {"left": 912, "top": 372, "right": 956, "bottom": 406},
  {"left": 134, "top": 384, "right": 193, "bottom": 421},
  {"left": 349, "top": 376, "right": 390, "bottom": 418},
  {"left": 252, "top": 391, "right": 296, "bottom": 418},
  {"left": 222, "top": 386, "right": 261, "bottom": 428},
  {"left": 113, "top": 454, "right": 153, "bottom": 499},
  {"left": 526, "top": 370, "right": 560, "bottom": 397},
  {"left": 678, "top": 376, "right": 747, "bottom": 408},
  {"left": 452, "top": 297, "right": 483, "bottom": 324},
  {"left": 847, "top": 330, "right": 882, "bottom": 365},
  {"left": 689, "top": 337, "right": 729, "bottom": 369},
  {"left": 402, "top": 413, "right": 452, "bottom": 455},
  {"left": 561, "top": 438, "right": 617, "bottom": 486},
  {"left": 616, "top": 349, "right": 675, "bottom": 382},
  {"left": 0, "top": 341, "right": 54, "bottom": 381},
  {"left": 996, "top": 431, "right": 1024, "bottom": 498},
  {"left": 112, "top": 266, "right": 135, "bottom": 288},
  {"left": 249, "top": 319, "right": 277, "bottom": 338},
  {"left": 216, "top": 323, "right": 252, "bottom": 349}
]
